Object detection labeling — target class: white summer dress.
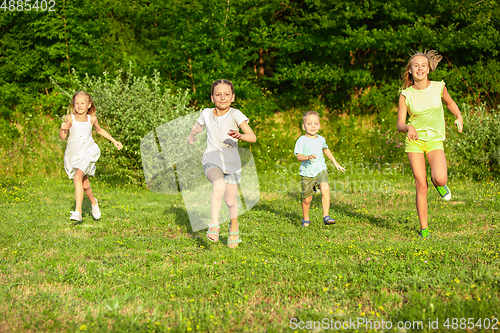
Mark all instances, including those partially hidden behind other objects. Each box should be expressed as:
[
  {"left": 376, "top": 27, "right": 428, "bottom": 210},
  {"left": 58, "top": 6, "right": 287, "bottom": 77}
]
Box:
[{"left": 64, "top": 114, "right": 101, "bottom": 179}]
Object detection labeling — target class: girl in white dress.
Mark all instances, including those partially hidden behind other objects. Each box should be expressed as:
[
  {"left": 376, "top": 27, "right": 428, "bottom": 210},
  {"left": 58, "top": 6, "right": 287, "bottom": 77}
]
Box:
[{"left": 59, "top": 91, "right": 123, "bottom": 222}]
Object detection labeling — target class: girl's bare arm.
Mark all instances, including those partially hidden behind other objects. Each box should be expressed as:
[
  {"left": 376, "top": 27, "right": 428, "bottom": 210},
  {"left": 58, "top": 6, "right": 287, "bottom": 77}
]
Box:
[
  {"left": 188, "top": 122, "right": 204, "bottom": 145},
  {"left": 228, "top": 121, "right": 257, "bottom": 143},
  {"left": 442, "top": 86, "right": 463, "bottom": 132},
  {"left": 59, "top": 115, "right": 72, "bottom": 140},
  {"left": 92, "top": 116, "right": 123, "bottom": 149}
]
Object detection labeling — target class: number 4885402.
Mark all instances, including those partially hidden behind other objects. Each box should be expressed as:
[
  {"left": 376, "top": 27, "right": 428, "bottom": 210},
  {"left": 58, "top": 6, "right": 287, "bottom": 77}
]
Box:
[
  {"left": 443, "top": 318, "right": 499, "bottom": 330},
  {"left": 1, "top": 0, "right": 56, "bottom": 11}
]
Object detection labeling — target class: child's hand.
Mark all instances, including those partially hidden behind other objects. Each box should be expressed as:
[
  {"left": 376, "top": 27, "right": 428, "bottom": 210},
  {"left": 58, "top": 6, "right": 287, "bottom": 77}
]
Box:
[
  {"left": 228, "top": 129, "right": 241, "bottom": 140},
  {"left": 455, "top": 119, "right": 463, "bottom": 133},
  {"left": 308, "top": 154, "right": 316, "bottom": 161},
  {"left": 61, "top": 122, "right": 71, "bottom": 130},
  {"left": 114, "top": 141, "right": 123, "bottom": 150},
  {"left": 187, "top": 136, "right": 197, "bottom": 145},
  {"left": 334, "top": 162, "right": 346, "bottom": 172},
  {"left": 407, "top": 125, "right": 418, "bottom": 141}
]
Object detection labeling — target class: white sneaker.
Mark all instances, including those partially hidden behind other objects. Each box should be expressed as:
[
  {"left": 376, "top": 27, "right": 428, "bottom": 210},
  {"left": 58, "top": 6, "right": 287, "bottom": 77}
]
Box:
[
  {"left": 70, "top": 210, "right": 82, "bottom": 221},
  {"left": 91, "top": 198, "right": 101, "bottom": 219}
]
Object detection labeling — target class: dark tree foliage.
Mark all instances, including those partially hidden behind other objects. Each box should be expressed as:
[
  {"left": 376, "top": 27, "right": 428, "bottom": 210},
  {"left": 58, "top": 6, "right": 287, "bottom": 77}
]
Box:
[{"left": 1, "top": 0, "right": 499, "bottom": 118}]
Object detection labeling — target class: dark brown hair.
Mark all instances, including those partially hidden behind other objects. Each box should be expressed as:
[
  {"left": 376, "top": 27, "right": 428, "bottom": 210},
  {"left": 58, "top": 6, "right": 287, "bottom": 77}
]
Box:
[{"left": 211, "top": 79, "right": 234, "bottom": 95}]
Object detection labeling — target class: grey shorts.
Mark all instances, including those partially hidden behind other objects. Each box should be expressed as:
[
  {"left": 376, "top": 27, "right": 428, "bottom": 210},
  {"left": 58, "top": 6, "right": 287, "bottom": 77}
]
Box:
[{"left": 203, "top": 163, "right": 241, "bottom": 185}]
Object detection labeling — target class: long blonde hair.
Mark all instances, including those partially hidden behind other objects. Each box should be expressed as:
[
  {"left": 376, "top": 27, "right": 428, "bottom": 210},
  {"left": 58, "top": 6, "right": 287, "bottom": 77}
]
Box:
[
  {"left": 401, "top": 50, "right": 443, "bottom": 89},
  {"left": 67, "top": 91, "right": 96, "bottom": 116}
]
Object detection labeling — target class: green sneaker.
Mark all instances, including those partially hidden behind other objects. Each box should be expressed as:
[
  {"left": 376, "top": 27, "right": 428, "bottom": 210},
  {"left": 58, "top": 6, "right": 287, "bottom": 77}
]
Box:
[
  {"left": 431, "top": 177, "right": 451, "bottom": 201},
  {"left": 419, "top": 228, "right": 430, "bottom": 239}
]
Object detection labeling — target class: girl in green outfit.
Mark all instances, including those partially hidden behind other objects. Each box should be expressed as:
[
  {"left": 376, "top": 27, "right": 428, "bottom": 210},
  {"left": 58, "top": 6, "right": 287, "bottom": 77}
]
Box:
[{"left": 397, "top": 50, "right": 463, "bottom": 238}]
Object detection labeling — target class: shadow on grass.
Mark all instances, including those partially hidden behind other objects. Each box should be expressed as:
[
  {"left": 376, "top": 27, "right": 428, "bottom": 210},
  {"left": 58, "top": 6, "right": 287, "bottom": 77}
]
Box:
[
  {"left": 252, "top": 203, "right": 302, "bottom": 227},
  {"left": 332, "top": 200, "right": 413, "bottom": 233},
  {"left": 161, "top": 203, "right": 222, "bottom": 249},
  {"left": 260, "top": 189, "right": 415, "bottom": 234},
  {"left": 163, "top": 204, "right": 193, "bottom": 233}
]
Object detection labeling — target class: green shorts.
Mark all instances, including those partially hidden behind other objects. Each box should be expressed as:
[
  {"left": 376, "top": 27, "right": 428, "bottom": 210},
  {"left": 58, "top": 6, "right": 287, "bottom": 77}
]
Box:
[
  {"left": 405, "top": 138, "right": 444, "bottom": 154},
  {"left": 300, "top": 170, "right": 329, "bottom": 198}
]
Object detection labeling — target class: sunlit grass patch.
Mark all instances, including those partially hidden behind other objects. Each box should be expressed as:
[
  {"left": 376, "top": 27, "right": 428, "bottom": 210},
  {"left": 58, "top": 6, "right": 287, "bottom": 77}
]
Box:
[{"left": 0, "top": 173, "right": 498, "bottom": 331}]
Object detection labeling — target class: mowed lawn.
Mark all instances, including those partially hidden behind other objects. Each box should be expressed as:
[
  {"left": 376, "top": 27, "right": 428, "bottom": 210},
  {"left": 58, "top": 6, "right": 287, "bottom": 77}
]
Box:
[{"left": 0, "top": 168, "right": 499, "bottom": 332}]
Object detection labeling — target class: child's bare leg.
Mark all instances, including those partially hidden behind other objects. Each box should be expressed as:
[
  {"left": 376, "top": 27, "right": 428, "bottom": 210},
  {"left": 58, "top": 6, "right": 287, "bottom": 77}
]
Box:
[
  {"left": 73, "top": 169, "right": 85, "bottom": 213},
  {"left": 302, "top": 195, "right": 313, "bottom": 222},
  {"left": 82, "top": 175, "right": 97, "bottom": 205},
  {"left": 224, "top": 184, "right": 239, "bottom": 221},
  {"left": 224, "top": 184, "right": 239, "bottom": 248},
  {"left": 408, "top": 153, "right": 428, "bottom": 230},
  {"left": 320, "top": 182, "right": 330, "bottom": 217},
  {"left": 427, "top": 150, "right": 448, "bottom": 186},
  {"left": 206, "top": 168, "right": 225, "bottom": 240}
]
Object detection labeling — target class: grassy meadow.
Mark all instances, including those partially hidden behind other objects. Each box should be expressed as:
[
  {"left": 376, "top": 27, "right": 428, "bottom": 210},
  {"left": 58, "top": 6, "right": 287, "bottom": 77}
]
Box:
[{"left": 0, "top": 166, "right": 499, "bottom": 332}]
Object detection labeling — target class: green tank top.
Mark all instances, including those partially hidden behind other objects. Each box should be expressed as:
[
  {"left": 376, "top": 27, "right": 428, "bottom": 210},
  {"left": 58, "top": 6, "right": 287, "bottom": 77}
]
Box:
[{"left": 401, "top": 81, "right": 446, "bottom": 141}]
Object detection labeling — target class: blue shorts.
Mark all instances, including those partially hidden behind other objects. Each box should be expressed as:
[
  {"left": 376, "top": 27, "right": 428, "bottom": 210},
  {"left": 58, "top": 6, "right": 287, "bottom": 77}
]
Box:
[{"left": 203, "top": 163, "right": 241, "bottom": 185}]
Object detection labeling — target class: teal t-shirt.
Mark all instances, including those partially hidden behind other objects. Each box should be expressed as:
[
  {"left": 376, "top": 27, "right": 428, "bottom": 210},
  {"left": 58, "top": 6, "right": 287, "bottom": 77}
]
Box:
[{"left": 294, "top": 135, "right": 329, "bottom": 177}]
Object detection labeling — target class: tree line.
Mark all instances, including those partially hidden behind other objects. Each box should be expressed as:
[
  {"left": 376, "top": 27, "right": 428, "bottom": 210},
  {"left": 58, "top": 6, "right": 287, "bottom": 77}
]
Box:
[{"left": 1, "top": 0, "right": 499, "bottom": 119}]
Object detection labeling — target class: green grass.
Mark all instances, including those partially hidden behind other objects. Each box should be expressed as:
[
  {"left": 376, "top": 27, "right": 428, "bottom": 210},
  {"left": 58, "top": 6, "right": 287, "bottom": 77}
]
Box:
[{"left": 0, "top": 169, "right": 499, "bottom": 332}]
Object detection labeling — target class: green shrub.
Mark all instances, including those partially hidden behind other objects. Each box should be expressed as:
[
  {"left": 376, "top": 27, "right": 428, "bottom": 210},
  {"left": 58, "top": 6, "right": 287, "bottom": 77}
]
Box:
[
  {"left": 0, "top": 85, "right": 67, "bottom": 178},
  {"left": 447, "top": 104, "right": 500, "bottom": 180},
  {"left": 0, "top": 111, "right": 62, "bottom": 178},
  {"left": 54, "top": 63, "right": 196, "bottom": 183}
]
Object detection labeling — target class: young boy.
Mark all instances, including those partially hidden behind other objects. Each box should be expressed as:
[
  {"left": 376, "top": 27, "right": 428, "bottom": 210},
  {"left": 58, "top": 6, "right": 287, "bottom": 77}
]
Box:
[{"left": 294, "top": 111, "right": 345, "bottom": 227}]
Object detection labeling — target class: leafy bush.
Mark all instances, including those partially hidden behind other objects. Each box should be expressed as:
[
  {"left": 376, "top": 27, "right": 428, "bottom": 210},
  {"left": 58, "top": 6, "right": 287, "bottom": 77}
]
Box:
[
  {"left": 447, "top": 104, "right": 500, "bottom": 179},
  {"left": 368, "top": 128, "right": 406, "bottom": 166},
  {"left": 0, "top": 84, "right": 67, "bottom": 178},
  {"left": 54, "top": 64, "right": 196, "bottom": 183},
  {"left": 0, "top": 111, "right": 62, "bottom": 178}
]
